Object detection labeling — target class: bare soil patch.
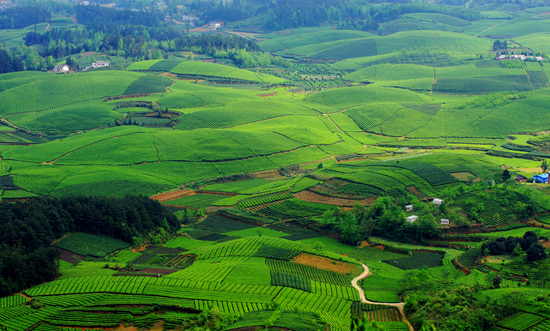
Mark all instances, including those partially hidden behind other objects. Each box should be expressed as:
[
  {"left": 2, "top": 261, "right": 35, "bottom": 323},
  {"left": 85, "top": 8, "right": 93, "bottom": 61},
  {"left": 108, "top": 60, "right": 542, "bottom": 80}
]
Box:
[
  {"left": 295, "top": 190, "right": 376, "bottom": 207},
  {"left": 159, "top": 72, "right": 178, "bottom": 79},
  {"left": 253, "top": 170, "right": 282, "bottom": 179},
  {"left": 80, "top": 51, "right": 97, "bottom": 58},
  {"left": 151, "top": 189, "right": 195, "bottom": 202},
  {"left": 293, "top": 253, "right": 359, "bottom": 275},
  {"left": 58, "top": 248, "right": 84, "bottom": 264},
  {"left": 451, "top": 172, "right": 479, "bottom": 181},
  {"left": 115, "top": 321, "right": 164, "bottom": 331}
]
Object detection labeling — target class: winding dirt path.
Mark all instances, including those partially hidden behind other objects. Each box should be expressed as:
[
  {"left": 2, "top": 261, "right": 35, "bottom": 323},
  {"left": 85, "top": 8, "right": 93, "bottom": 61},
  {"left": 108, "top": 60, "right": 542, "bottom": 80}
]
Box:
[
  {"left": 474, "top": 24, "right": 497, "bottom": 37},
  {"left": 352, "top": 263, "right": 414, "bottom": 331}
]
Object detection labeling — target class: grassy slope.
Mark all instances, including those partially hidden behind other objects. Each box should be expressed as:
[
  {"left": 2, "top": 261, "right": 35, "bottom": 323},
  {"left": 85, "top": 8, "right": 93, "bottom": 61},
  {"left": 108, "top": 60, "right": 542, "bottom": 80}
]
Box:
[{"left": 170, "top": 61, "right": 285, "bottom": 83}]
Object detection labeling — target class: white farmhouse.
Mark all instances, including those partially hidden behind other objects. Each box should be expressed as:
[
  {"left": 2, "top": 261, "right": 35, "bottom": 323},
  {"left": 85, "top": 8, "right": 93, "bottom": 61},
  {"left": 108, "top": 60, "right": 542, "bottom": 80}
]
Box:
[
  {"left": 441, "top": 219, "right": 450, "bottom": 225},
  {"left": 406, "top": 205, "right": 413, "bottom": 211},
  {"left": 92, "top": 61, "right": 109, "bottom": 68},
  {"left": 406, "top": 215, "right": 418, "bottom": 223},
  {"left": 433, "top": 198, "right": 444, "bottom": 206},
  {"left": 53, "top": 64, "right": 69, "bottom": 72}
]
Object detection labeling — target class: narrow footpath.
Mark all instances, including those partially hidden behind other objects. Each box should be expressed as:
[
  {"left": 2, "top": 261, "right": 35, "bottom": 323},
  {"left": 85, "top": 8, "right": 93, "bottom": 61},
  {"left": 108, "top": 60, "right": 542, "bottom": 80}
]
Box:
[{"left": 351, "top": 263, "right": 415, "bottom": 331}]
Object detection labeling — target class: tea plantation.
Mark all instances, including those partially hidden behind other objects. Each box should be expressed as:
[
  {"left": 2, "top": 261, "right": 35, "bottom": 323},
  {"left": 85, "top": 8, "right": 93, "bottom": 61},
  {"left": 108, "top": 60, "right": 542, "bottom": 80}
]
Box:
[{"left": 3, "top": 4, "right": 550, "bottom": 330}]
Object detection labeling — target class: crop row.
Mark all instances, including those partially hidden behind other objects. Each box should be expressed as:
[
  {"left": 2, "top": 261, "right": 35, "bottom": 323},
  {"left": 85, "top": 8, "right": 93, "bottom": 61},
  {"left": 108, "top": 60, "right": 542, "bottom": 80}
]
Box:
[
  {"left": 194, "top": 300, "right": 268, "bottom": 315},
  {"left": 0, "top": 71, "right": 138, "bottom": 116},
  {"left": 497, "top": 312, "right": 545, "bottom": 331},
  {"left": 26, "top": 280, "right": 147, "bottom": 297},
  {"left": 319, "top": 312, "right": 350, "bottom": 331},
  {"left": 382, "top": 252, "right": 443, "bottom": 270},
  {"left": 0, "top": 163, "right": 11, "bottom": 177},
  {"left": 26, "top": 275, "right": 219, "bottom": 296},
  {"left": 48, "top": 311, "right": 133, "bottom": 327},
  {"left": 254, "top": 245, "right": 301, "bottom": 261},
  {"left": 311, "top": 281, "right": 360, "bottom": 301},
  {"left": 447, "top": 143, "right": 493, "bottom": 150},
  {"left": 448, "top": 241, "right": 483, "bottom": 249},
  {"left": 456, "top": 248, "right": 481, "bottom": 270},
  {"left": 197, "top": 239, "right": 263, "bottom": 260},
  {"left": 141, "top": 284, "right": 275, "bottom": 303},
  {"left": 363, "top": 309, "right": 403, "bottom": 322},
  {"left": 259, "top": 198, "right": 333, "bottom": 219},
  {"left": 274, "top": 287, "right": 352, "bottom": 317},
  {"left": 0, "top": 306, "right": 33, "bottom": 322},
  {"left": 531, "top": 320, "right": 550, "bottom": 331},
  {"left": 111, "top": 250, "right": 141, "bottom": 263},
  {"left": 271, "top": 271, "right": 312, "bottom": 292},
  {"left": 266, "top": 259, "right": 351, "bottom": 287},
  {"left": 166, "top": 254, "right": 195, "bottom": 268},
  {"left": 0, "top": 295, "right": 26, "bottom": 308},
  {"left": 537, "top": 214, "right": 550, "bottom": 225},
  {"left": 237, "top": 192, "right": 293, "bottom": 209},
  {"left": 0, "top": 307, "right": 60, "bottom": 331},
  {"left": 215, "top": 283, "right": 281, "bottom": 296},
  {"left": 166, "top": 257, "right": 247, "bottom": 282},
  {"left": 37, "top": 293, "right": 194, "bottom": 308}
]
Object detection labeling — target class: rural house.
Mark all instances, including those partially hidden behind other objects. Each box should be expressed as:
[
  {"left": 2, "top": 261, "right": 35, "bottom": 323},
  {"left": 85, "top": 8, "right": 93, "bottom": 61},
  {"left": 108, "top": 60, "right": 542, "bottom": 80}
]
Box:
[
  {"left": 92, "top": 61, "right": 109, "bottom": 68},
  {"left": 441, "top": 219, "right": 450, "bottom": 225},
  {"left": 209, "top": 21, "right": 223, "bottom": 29},
  {"left": 406, "top": 205, "right": 413, "bottom": 211},
  {"left": 53, "top": 64, "right": 69, "bottom": 72},
  {"left": 433, "top": 198, "right": 444, "bottom": 205},
  {"left": 533, "top": 173, "right": 549, "bottom": 183},
  {"left": 406, "top": 215, "right": 418, "bottom": 223},
  {"left": 515, "top": 175, "right": 528, "bottom": 182}
]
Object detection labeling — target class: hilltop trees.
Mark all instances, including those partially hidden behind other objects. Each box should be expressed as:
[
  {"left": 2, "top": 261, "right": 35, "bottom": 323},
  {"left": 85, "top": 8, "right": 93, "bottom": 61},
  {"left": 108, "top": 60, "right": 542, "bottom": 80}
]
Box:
[
  {"left": 320, "top": 196, "right": 441, "bottom": 245},
  {"left": 0, "top": 196, "right": 178, "bottom": 296},
  {"left": 0, "top": 7, "right": 51, "bottom": 29},
  {"left": 0, "top": 49, "right": 25, "bottom": 74}
]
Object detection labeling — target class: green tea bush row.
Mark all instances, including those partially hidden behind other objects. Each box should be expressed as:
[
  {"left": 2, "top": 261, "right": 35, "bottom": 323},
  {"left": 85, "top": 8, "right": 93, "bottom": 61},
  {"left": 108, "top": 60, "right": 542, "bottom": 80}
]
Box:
[
  {"left": 0, "top": 294, "right": 26, "bottom": 308},
  {"left": 271, "top": 271, "right": 312, "bottom": 292},
  {"left": 266, "top": 259, "right": 351, "bottom": 287}
]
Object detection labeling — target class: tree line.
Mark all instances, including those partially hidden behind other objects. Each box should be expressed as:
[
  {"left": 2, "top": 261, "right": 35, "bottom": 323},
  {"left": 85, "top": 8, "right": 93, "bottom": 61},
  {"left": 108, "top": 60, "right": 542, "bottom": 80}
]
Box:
[
  {"left": 0, "top": 49, "right": 25, "bottom": 74},
  {"left": 0, "top": 195, "right": 178, "bottom": 296},
  {"left": 0, "top": 6, "right": 50, "bottom": 29},
  {"left": 483, "top": 231, "right": 548, "bottom": 261}
]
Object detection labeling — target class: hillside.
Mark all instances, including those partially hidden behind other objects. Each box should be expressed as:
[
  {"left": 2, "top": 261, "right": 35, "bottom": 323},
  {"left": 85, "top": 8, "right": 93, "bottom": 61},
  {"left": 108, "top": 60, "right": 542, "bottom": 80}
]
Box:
[{"left": 3, "top": 2, "right": 550, "bottom": 330}]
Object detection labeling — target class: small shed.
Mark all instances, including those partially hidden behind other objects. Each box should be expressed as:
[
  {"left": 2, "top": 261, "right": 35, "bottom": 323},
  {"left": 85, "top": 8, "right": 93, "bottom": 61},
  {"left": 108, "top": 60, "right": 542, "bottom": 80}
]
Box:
[
  {"left": 441, "top": 219, "right": 450, "bottom": 225},
  {"left": 92, "top": 61, "right": 109, "bottom": 68},
  {"left": 515, "top": 175, "right": 527, "bottom": 183},
  {"left": 53, "top": 64, "right": 69, "bottom": 72},
  {"left": 406, "top": 205, "right": 413, "bottom": 211},
  {"left": 433, "top": 198, "right": 444, "bottom": 206},
  {"left": 406, "top": 215, "right": 418, "bottom": 223},
  {"left": 533, "top": 173, "right": 549, "bottom": 184}
]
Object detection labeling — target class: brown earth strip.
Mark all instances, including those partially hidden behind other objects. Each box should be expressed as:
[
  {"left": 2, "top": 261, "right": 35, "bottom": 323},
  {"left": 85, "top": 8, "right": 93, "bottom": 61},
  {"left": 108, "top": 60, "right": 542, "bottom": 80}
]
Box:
[
  {"left": 58, "top": 248, "right": 84, "bottom": 264},
  {"left": 151, "top": 189, "right": 195, "bottom": 202},
  {"left": 293, "top": 253, "right": 360, "bottom": 275}
]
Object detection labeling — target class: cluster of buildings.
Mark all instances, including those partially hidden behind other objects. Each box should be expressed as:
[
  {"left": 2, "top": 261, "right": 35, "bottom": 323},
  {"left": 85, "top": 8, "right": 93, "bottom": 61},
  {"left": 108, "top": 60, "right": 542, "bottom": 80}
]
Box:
[
  {"left": 496, "top": 54, "right": 545, "bottom": 62},
  {"left": 83, "top": 61, "right": 109, "bottom": 71},
  {"left": 52, "top": 61, "right": 109, "bottom": 73},
  {"left": 209, "top": 21, "right": 223, "bottom": 29},
  {"left": 405, "top": 199, "right": 449, "bottom": 225},
  {"left": 182, "top": 15, "right": 199, "bottom": 26}
]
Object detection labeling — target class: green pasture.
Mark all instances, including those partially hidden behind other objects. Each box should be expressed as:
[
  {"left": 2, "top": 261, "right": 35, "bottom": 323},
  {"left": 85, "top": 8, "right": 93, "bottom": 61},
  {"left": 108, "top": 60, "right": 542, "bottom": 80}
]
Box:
[
  {"left": 277, "top": 30, "right": 491, "bottom": 61},
  {"left": 258, "top": 29, "right": 375, "bottom": 52}
]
